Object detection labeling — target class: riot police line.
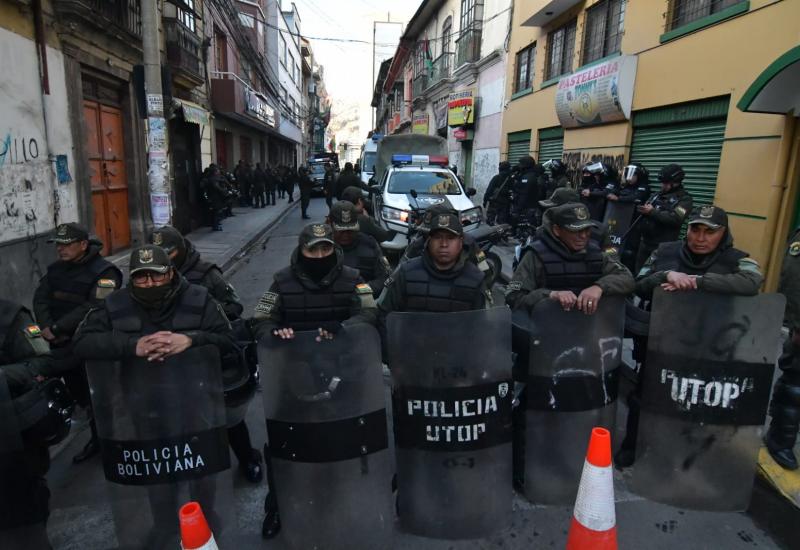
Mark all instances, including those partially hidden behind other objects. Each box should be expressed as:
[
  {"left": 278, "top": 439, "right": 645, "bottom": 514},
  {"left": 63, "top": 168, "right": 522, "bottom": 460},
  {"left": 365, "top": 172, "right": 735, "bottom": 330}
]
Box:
[{"left": 0, "top": 196, "right": 795, "bottom": 549}]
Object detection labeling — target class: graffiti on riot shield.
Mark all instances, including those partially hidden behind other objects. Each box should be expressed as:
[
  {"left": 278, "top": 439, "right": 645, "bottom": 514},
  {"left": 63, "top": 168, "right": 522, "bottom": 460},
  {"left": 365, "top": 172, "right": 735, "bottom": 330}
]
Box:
[
  {"left": 602, "top": 201, "right": 635, "bottom": 252},
  {"left": 631, "top": 289, "right": 785, "bottom": 511},
  {"left": 388, "top": 307, "right": 513, "bottom": 540}
]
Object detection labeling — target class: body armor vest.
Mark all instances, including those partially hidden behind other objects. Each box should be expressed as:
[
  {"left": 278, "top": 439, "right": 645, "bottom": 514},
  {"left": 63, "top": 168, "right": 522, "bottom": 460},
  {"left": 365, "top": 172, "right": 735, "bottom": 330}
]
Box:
[
  {"left": 274, "top": 265, "right": 361, "bottom": 331},
  {"left": 401, "top": 257, "right": 484, "bottom": 313},
  {"left": 104, "top": 285, "right": 208, "bottom": 333},
  {"left": 342, "top": 234, "right": 379, "bottom": 281},
  {"left": 653, "top": 241, "right": 746, "bottom": 276},
  {"left": 181, "top": 256, "right": 216, "bottom": 285},
  {"left": 530, "top": 238, "right": 604, "bottom": 293},
  {"left": 46, "top": 252, "right": 119, "bottom": 320}
]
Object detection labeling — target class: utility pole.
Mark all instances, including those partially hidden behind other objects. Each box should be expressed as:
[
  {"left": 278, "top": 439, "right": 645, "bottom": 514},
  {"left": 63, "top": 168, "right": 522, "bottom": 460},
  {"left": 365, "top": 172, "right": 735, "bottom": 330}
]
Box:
[
  {"left": 141, "top": 0, "right": 172, "bottom": 227},
  {"left": 371, "top": 16, "right": 404, "bottom": 133}
]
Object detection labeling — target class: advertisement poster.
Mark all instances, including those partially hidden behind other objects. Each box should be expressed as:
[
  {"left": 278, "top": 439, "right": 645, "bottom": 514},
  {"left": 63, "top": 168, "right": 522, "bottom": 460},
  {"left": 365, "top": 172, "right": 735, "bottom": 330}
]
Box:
[
  {"left": 413, "top": 114, "right": 429, "bottom": 134},
  {"left": 447, "top": 88, "right": 476, "bottom": 127}
]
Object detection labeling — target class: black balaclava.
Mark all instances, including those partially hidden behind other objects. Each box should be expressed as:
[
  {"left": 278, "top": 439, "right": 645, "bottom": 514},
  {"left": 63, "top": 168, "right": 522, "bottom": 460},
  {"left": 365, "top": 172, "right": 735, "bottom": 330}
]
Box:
[
  {"left": 130, "top": 273, "right": 178, "bottom": 309},
  {"left": 300, "top": 252, "right": 337, "bottom": 282}
]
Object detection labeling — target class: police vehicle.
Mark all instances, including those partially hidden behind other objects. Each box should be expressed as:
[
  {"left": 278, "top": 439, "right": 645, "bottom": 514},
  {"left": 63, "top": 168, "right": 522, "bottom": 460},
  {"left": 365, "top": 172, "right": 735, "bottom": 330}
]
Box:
[
  {"left": 371, "top": 154, "right": 481, "bottom": 252},
  {"left": 360, "top": 134, "right": 381, "bottom": 185}
]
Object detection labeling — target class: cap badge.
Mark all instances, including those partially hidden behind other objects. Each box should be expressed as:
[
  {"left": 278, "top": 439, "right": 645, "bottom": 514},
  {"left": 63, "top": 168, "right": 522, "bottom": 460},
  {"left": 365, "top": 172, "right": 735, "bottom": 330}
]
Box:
[
  {"left": 57, "top": 224, "right": 67, "bottom": 236},
  {"left": 700, "top": 205, "right": 715, "bottom": 219},
  {"left": 341, "top": 210, "right": 352, "bottom": 223},
  {"left": 153, "top": 232, "right": 164, "bottom": 245},
  {"left": 139, "top": 248, "right": 154, "bottom": 264},
  {"left": 312, "top": 224, "right": 327, "bottom": 237},
  {"left": 438, "top": 215, "right": 450, "bottom": 227},
  {"left": 575, "top": 206, "right": 589, "bottom": 221}
]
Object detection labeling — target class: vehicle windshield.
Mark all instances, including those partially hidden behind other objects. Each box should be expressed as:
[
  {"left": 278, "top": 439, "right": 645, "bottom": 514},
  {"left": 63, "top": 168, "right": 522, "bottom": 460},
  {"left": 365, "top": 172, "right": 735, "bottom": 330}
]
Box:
[
  {"left": 387, "top": 170, "right": 462, "bottom": 195},
  {"left": 309, "top": 164, "right": 326, "bottom": 176},
  {"left": 362, "top": 152, "right": 377, "bottom": 173}
]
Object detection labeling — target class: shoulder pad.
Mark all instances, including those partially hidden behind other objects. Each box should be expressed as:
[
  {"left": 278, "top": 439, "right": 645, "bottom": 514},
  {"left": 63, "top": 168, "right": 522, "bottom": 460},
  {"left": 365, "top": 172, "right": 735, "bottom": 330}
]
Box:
[
  {"left": 789, "top": 241, "right": 800, "bottom": 257},
  {"left": 25, "top": 324, "right": 43, "bottom": 338},
  {"left": 356, "top": 283, "right": 373, "bottom": 295},
  {"left": 97, "top": 278, "right": 117, "bottom": 288},
  {"left": 507, "top": 280, "right": 522, "bottom": 292}
]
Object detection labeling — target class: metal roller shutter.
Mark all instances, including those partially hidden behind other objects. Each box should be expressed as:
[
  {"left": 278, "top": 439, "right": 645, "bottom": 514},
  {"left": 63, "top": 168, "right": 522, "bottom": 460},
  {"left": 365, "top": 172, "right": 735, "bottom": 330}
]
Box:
[
  {"left": 538, "top": 137, "right": 564, "bottom": 163},
  {"left": 507, "top": 130, "right": 531, "bottom": 165}
]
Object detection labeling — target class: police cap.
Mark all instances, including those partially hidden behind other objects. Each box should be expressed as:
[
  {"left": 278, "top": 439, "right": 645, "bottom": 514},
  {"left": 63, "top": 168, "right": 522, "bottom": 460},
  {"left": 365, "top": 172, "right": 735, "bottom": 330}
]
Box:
[
  {"left": 428, "top": 211, "right": 463, "bottom": 236},
  {"left": 550, "top": 203, "right": 599, "bottom": 232},
  {"left": 687, "top": 205, "right": 728, "bottom": 230},
  {"left": 340, "top": 186, "right": 364, "bottom": 204},
  {"left": 48, "top": 223, "right": 89, "bottom": 244},
  {"left": 150, "top": 225, "right": 184, "bottom": 254},
  {"left": 299, "top": 223, "right": 335, "bottom": 248},
  {"left": 329, "top": 201, "right": 360, "bottom": 232},
  {"left": 539, "top": 187, "right": 580, "bottom": 209},
  {"left": 129, "top": 245, "right": 171, "bottom": 275}
]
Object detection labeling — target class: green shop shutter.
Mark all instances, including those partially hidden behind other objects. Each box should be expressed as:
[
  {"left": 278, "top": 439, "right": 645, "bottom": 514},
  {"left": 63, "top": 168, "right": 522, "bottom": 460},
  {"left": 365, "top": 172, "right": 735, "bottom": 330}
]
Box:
[
  {"left": 630, "top": 97, "right": 729, "bottom": 206},
  {"left": 507, "top": 130, "right": 531, "bottom": 165},
  {"left": 537, "top": 126, "right": 564, "bottom": 162}
]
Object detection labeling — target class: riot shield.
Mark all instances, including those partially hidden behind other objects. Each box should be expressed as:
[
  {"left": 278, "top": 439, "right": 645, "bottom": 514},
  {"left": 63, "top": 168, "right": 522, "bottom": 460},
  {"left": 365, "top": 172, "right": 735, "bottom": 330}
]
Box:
[
  {"left": 522, "top": 297, "right": 624, "bottom": 505},
  {"left": 0, "top": 370, "right": 20, "bottom": 454},
  {"left": 602, "top": 201, "right": 635, "bottom": 252},
  {"left": 86, "top": 345, "right": 232, "bottom": 550},
  {"left": 259, "top": 323, "right": 393, "bottom": 550},
  {"left": 388, "top": 307, "right": 513, "bottom": 539},
  {"left": 631, "top": 290, "right": 785, "bottom": 511}
]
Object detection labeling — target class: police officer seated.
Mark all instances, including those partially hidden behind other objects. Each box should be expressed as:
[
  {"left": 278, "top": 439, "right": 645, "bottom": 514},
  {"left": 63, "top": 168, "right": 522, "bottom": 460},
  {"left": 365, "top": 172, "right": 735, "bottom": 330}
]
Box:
[
  {"left": 340, "top": 185, "right": 396, "bottom": 243},
  {"left": 327, "top": 201, "right": 391, "bottom": 297},
  {"left": 251, "top": 223, "right": 377, "bottom": 539},
  {"left": 378, "top": 211, "right": 489, "bottom": 318},
  {"left": 150, "top": 226, "right": 262, "bottom": 484},
  {"left": 506, "top": 203, "right": 634, "bottom": 314},
  {"left": 33, "top": 222, "right": 122, "bottom": 464}
]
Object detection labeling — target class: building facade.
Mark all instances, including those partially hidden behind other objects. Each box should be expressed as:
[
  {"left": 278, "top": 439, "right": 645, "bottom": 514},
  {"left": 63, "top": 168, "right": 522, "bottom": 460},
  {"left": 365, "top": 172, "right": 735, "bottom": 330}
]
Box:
[{"left": 500, "top": 0, "right": 800, "bottom": 288}]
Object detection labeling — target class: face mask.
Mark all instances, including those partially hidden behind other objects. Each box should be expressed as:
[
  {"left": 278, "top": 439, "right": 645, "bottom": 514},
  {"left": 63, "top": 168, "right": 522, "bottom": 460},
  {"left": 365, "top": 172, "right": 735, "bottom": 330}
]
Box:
[
  {"left": 131, "top": 283, "right": 173, "bottom": 308},
  {"left": 301, "top": 252, "right": 337, "bottom": 281}
]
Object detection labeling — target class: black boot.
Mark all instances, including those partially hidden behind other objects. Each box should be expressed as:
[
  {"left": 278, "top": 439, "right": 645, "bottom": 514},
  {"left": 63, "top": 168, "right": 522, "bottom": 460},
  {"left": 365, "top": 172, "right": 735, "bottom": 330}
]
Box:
[
  {"left": 262, "top": 493, "right": 281, "bottom": 539},
  {"left": 73, "top": 417, "right": 99, "bottom": 464},
  {"left": 241, "top": 449, "right": 264, "bottom": 483},
  {"left": 765, "top": 372, "right": 800, "bottom": 471}
]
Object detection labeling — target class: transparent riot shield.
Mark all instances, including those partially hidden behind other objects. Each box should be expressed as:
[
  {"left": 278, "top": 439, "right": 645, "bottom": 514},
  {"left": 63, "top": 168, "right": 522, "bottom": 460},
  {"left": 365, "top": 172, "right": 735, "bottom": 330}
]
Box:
[
  {"left": 86, "top": 345, "right": 232, "bottom": 550},
  {"left": 602, "top": 202, "right": 635, "bottom": 252},
  {"left": 631, "top": 290, "right": 785, "bottom": 511},
  {"left": 387, "top": 307, "right": 513, "bottom": 539},
  {"left": 258, "top": 323, "right": 393, "bottom": 550},
  {"left": 523, "top": 296, "right": 624, "bottom": 505}
]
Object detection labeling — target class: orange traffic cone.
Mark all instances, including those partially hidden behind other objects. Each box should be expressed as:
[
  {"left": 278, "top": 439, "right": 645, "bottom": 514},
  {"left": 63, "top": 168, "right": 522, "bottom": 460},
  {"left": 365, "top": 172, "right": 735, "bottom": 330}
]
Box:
[
  {"left": 566, "top": 427, "right": 617, "bottom": 550},
  {"left": 179, "top": 501, "right": 219, "bottom": 550}
]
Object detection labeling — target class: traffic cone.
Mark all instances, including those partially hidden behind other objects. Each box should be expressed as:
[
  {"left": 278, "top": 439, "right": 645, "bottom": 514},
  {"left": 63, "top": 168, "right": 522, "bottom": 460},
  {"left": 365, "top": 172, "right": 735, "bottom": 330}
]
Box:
[
  {"left": 179, "top": 501, "right": 219, "bottom": 550},
  {"left": 566, "top": 427, "right": 617, "bottom": 550}
]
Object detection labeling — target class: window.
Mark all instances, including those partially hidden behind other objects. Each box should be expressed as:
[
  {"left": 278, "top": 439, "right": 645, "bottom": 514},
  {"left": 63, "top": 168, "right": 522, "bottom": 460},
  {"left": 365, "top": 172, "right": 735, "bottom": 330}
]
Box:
[
  {"left": 545, "top": 19, "right": 577, "bottom": 81},
  {"left": 442, "top": 16, "right": 452, "bottom": 72},
  {"left": 279, "top": 35, "right": 287, "bottom": 67},
  {"left": 414, "top": 43, "right": 424, "bottom": 77},
  {"left": 582, "top": 0, "right": 626, "bottom": 64},
  {"left": 179, "top": 0, "right": 196, "bottom": 32},
  {"left": 514, "top": 44, "right": 535, "bottom": 92},
  {"left": 460, "top": 0, "right": 478, "bottom": 31},
  {"left": 288, "top": 52, "right": 296, "bottom": 81},
  {"left": 290, "top": 98, "right": 297, "bottom": 124},
  {"left": 280, "top": 85, "right": 288, "bottom": 106},
  {"left": 668, "top": 0, "right": 741, "bottom": 30},
  {"left": 214, "top": 31, "right": 228, "bottom": 72}
]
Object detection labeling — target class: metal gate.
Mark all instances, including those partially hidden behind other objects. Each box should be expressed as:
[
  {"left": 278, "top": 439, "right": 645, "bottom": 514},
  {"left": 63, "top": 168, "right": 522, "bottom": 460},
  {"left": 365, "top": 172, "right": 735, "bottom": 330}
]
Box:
[
  {"left": 538, "top": 127, "right": 564, "bottom": 163},
  {"left": 507, "top": 130, "right": 531, "bottom": 166}
]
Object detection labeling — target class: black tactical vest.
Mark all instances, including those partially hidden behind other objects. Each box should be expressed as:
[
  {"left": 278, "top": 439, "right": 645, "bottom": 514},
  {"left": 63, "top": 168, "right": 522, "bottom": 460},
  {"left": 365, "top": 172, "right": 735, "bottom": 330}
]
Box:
[
  {"left": 273, "top": 265, "right": 362, "bottom": 331},
  {"left": 401, "top": 257, "right": 484, "bottom": 313},
  {"left": 342, "top": 234, "right": 379, "bottom": 281},
  {"left": 653, "top": 241, "right": 747, "bottom": 276},
  {"left": 181, "top": 256, "right": 216, "bottom": 285},
  {"left": 530, "top": 238, "right": 604, "bottom": 293},
  {"left": 46, "top": 252, "right": 120, "bottom": 320},
  {"left": 104, "top": 285, "right": 208, "bottom": 333}
]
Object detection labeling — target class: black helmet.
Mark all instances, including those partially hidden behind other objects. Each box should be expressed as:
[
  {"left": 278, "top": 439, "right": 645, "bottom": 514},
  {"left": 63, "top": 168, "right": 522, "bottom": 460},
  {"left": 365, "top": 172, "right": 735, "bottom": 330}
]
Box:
[
  {"left": 498, "top": 161, "right": 511, "bottom": 172},
  {"left": 543, "top": 159, "right": 566, "bottom": 176},
  {"left": 583, "top": 161, "right": 607, "bottom": 176},
  {"left": 517, "top": 155, "right": 535, "bottom": 169},
  {"left": 658, "top": 163, "right": 685, "bottom": 184}
]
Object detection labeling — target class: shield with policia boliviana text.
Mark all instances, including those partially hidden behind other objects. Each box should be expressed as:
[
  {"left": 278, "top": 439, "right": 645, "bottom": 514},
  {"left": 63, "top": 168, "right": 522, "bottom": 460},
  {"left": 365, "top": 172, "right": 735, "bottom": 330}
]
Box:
[
  {"left": 258, "top": 322, "right": 393, "bottom": 550},
  {"left": 517, "top": 296, "right": 624, "bottom": 505},
  {"left": 86, "top": 345, "right": 233, "bottom": 550},
  {"left": 388, "top": 306, "right": 513, "bottom": 539},
  {"left": 631, "top": 289, "right": 785, "bottom": 510}
]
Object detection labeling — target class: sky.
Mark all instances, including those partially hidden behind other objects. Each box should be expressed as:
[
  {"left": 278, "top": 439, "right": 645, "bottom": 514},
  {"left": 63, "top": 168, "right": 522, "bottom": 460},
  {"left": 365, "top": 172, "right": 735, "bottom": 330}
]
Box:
[{"left": 285, "top": 0, "right": 421, "bottom": 146}]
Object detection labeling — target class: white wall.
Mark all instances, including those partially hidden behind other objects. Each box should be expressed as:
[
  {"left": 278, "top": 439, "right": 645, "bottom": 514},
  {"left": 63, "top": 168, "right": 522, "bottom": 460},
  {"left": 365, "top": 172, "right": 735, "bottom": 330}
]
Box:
[{"left": 0, "top": 27, "right": 77, "bottom": 243}]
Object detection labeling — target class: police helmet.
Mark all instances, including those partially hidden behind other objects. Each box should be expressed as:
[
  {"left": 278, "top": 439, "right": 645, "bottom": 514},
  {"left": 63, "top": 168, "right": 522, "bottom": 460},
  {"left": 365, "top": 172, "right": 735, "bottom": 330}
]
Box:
[
  {"left": 543, "top": 159, "right": 566, "bottom": 176},
  {"left": 583, "top": 161, "right": 607, "bottom": 176},
  {"left": 658, "top": 163, "right": 685, "bottom": 184}
]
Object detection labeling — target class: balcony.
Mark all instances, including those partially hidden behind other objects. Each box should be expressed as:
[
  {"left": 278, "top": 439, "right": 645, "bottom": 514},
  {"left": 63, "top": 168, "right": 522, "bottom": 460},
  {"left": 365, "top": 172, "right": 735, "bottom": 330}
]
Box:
[
  {"left": 164, "top": 18, "right": 203, "bottom": 89},
  {"left": 412, "top": 74, "right": 429, "bottom": 98},
  {"left": 53, "top": 0, "right": 142, "bottom": 40},
  {"left": 455, "top": 28, "right": 482, "bottom": 68},
  {"left": 429, "top": 52, "right": 455, "bottom": 86},
  {"left": 211, "top": 72, "right": 279, "bottom": 132}
]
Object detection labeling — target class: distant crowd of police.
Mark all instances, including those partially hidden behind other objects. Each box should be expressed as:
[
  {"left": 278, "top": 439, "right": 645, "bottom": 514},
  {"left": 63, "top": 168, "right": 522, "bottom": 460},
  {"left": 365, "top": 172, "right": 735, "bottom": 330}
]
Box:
[{"left": 2, "top": 156, "right": 799, "bottom": 546}]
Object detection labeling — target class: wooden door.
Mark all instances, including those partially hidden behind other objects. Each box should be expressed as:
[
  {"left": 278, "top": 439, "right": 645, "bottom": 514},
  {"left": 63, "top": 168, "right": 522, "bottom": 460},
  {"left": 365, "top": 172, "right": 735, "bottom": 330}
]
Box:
[
  {"left": 215, "top": 129, "right": 229, "bottom": 170},
  {"left": 83, "top": 100, "right": 131, "bottom": 255}
]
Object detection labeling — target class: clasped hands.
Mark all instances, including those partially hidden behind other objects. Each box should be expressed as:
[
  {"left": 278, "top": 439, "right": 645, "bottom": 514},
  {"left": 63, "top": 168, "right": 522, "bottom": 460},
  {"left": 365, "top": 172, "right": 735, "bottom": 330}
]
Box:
[{"left": 135, "top": 331, "right": 192, "bottom": 362}]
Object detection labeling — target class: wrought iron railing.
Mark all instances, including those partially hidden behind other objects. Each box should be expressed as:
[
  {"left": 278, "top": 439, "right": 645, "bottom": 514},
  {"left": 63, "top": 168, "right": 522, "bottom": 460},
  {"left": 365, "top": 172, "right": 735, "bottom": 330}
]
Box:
[
  {"left": 412, "top": 74, "right": 428, "bottom": 98},
  {"left": 164, "top": 18, "right": 202, "bottom": 81},
  {"left": 429, "top": 52, "right": 455, "bottom": 86},
  {"left": 88, "top": 0, "right": 142, "bottom": 37},
  {"left": 455, "top": 28, "right": 481, "bottom": 68}
]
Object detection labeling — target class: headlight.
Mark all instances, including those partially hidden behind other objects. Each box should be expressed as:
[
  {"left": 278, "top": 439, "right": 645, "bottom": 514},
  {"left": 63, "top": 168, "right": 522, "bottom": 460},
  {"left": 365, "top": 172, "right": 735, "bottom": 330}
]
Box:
[
  {"left": 382, "top": 206, "right": 410, "bottom": 225},
  {"left": 461, "top": 206, "right": 482, "bottom": 227}
]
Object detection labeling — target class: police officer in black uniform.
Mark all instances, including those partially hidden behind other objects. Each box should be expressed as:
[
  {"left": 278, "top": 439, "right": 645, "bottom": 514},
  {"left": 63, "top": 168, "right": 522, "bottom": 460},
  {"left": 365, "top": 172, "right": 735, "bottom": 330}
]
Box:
[
  {"left": 542, "top": 159, "right": 570, "bottom": 196},
  {"left": 580, "top": 162, "right": 616, "bottom": 221},
  {"left": 611, "top": 164, "right": 653, "bottom": 271},
  {"left": 510, "top": 155, "right": 544, "bottom": 229},
  {"left": 0, "top": 300, "right": 60, "bottom": 550},
  {"left": 484, "top": 161, "right": 512, "bottom": 225},
  {"left": 33, "top": 222, "right": 122, "bottom": 464},
  {"left": 150, "top": 226, "right": 262, "bottom": 483},
  {"left": 251, "top": 223, "right": 378, "bottom": 539},
  {"left": 327, "top": 201, "right": 391, "bottom": 297},
  {"left": 634, "top": 163, "right": 693, "bottom": 272}
]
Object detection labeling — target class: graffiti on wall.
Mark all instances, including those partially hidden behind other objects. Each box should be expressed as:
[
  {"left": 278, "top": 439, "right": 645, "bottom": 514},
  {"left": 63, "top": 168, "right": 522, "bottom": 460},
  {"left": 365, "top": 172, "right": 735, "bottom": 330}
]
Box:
[
  {"left": 0, "top": 134, "right": 40, "bottom": 167},
  {"left": 0, "top": 160, "right": 54, "bottom": 242},
  {"left": 563, "top": 151, "right": 626, "bottom": 185},
  {"left": 472, "top": 147, "right": 500, "bottom": 199}
]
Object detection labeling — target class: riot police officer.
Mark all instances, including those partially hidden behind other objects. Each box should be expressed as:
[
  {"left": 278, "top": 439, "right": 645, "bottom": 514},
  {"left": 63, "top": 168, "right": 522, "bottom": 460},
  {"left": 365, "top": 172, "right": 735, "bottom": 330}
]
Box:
[
  {"left": 150, "top": 226, "right": 262, "bottom": 483},
  {"left": 616, "top": 206, "right": 763, "bottom": 468},
  {"left": 0, "top": 300, "right": 63, "bottom": 550},
  {"left": 542, "top": 159, "right": 570, "bottom": 197},
  {"left": 510, "top": 155, "right": 544, "bottom": 230},
  {"left": 377, "top": 211, "right": 489, "bottom": 317},
  {"left": 506, "top": 203, "right": 634, "bottom": 313},
  {"left": 251, "top": 223, "right": 377, "bottom": 538},
  {"left": 484, "top": 161, "right": 512, "bottom": 225},
  {"left": 33, "top": 222, "right": 122, "bottom": 464},
  {"left": 580, "top": 162, "right": 617, "bottom": 221},
  {"left": 327, "top": 201, "right": 391, "bottom": 297},
  {"left": 611, "top": 164, "right": 652, "bottom": 271},
  {"left": 763, "top": 230, "right": 799, "bottom": 470},
  {"left": 634, "top": 163, "right": 693, "bottom": 272}
]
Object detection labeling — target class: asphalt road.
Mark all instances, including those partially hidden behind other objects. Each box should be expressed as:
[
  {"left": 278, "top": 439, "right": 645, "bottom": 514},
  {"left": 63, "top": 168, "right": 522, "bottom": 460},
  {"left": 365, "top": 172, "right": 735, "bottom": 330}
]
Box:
[{"left": 43, "top": 197, "right": 795, "bottom": 549}]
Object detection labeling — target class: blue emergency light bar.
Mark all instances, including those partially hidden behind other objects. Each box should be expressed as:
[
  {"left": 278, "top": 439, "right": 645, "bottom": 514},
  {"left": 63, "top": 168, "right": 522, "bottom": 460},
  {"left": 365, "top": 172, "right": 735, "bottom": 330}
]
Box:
[{"left": 391, "top": 154, "right": 449, "bottom": 166}]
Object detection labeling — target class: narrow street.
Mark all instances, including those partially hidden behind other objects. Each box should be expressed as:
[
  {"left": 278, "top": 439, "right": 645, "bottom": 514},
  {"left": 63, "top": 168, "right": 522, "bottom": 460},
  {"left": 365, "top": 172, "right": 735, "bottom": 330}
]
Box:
[{"left": 42, "top": 197, "right": 795, "bottom": 549}]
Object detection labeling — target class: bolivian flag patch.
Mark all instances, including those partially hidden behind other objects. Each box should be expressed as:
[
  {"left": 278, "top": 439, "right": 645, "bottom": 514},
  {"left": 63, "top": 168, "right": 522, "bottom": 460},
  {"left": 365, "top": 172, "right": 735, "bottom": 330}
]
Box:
[
  {"left": 97, "top": 279, "right": 117, "bottom": 288},
  {"left": 356, "top": 283, "right": 372, "bottom": 295},
  {"left": 25, "top": 325, "right": 42, "bottom": 337}
]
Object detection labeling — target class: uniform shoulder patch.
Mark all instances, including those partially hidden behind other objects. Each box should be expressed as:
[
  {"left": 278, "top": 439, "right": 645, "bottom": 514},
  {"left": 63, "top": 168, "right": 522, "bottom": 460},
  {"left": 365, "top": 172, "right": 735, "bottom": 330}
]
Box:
[
  {"left": 476, "top": 250, "right": 486, "bottom": 262},
  {"left": 384, "top": 276, "right": 394, "bottom": 287},
  {"left": 507, "top": 280, "right": 522, "bottom": 292},
  {"left": 789, "top": 242, "right": 800, "bottom": 257},
  {"left": 674, "top": 205, "right": 687, "bottom": 218},
  {"left": 356, "top": 283, "right": 373, "bottom": 295},
  {"left": 25, "top": 324, "right": 42, "bottom": 337},
  {"left": 97, "top": 278, "right": 117, "bottom": 288},
  {"left": 255, "top": 291, "right": 279, "bottom": 315}
]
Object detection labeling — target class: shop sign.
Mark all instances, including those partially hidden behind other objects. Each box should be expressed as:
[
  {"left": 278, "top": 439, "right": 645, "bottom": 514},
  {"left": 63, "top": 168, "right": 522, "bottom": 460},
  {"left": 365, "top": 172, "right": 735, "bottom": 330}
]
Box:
[
  {"left": 453, "top": 127, "right": 467, "bottom": 140},
  {"left": 447, "top": 88, "right": 476, "bottom": 127},
  {"left": 413, "top": 114, "right": 430, "bottom": 135},
  {"left": 555, "top": 55, "right": 638, "bottom": 128},
  {"left": 245, "top": 89, "right": 276, "bottom": 127},
  {"left": 180, "top": 101, "right": 210, "bottom": 126}
]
